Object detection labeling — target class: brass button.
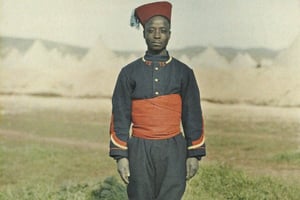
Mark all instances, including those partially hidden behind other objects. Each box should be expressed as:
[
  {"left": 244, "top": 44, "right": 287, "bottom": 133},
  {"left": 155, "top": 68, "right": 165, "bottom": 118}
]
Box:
[
  {"left": 154, "top": 78, "right": 159, "bottom": 82},
  {"left": 155, "top": 91, "right": 159, "bottom": 95},
  {"left": 155, "top": 67, "right": 159, "bottom": 70}
]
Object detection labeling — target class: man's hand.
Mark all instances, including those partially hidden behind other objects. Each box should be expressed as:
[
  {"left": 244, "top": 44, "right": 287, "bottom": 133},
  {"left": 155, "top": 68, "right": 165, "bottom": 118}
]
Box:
[
  {"left": 186, "top": 157, "right": 199, "bottom": 180},
  {"left": 117, "top": 158, "right": 130, "bottom": 184}
]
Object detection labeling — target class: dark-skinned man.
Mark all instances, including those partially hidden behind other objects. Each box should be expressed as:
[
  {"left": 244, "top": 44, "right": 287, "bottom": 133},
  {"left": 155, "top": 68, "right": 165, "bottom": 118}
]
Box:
[{"left": 109, "top": 1, "right": 206, "bottom": 199}]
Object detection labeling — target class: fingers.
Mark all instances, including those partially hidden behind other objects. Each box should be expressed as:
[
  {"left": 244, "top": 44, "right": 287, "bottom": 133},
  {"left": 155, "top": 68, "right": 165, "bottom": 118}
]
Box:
[
  {"left": 117, "top": 158, "right": 130, "bottom": 184},
  {"left": 186, "top": 157, "right": 199, "bottom": 180},
  {"left": 186, "top": 165, "right": 198, "bottom": 180},
  {"left": 119, "top": 168, "right": 130, "bottom": 184}
]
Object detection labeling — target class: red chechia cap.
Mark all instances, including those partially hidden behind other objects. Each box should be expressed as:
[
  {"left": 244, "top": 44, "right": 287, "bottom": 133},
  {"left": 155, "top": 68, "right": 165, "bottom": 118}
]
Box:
[{"left": 130, "top": 1, "right": 172, "bottom": 28}]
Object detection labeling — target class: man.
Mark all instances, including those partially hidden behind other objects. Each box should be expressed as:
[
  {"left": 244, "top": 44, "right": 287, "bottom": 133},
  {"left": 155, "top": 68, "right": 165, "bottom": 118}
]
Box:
[{"left": 109, "top": 1, "right": 206, "bottom": 199}]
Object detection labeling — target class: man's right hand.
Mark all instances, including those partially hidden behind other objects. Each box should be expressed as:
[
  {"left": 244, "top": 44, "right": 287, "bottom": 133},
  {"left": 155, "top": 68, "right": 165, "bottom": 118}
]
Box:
[{"left": 117, "top": 158, "right": 130, "bottom": 184}]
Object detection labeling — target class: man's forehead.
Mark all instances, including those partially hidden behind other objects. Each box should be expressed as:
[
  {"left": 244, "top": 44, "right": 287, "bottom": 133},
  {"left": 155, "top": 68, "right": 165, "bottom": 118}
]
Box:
[{"left": 145, "top": 16, "right": 170, "bottom": 28}]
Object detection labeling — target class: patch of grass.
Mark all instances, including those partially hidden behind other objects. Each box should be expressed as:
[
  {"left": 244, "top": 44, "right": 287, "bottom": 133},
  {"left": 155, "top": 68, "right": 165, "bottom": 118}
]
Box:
[
  {"left": 0, "top": 138, "right": 116, "bottom": 188},
  {"left": 0, "top": 176, "right": 127, "bottom": 200},
  {"left": 0, "top": 109, "right": 116, "bottom": 193},
  {"left": 204, "top": 116, "right": 300, "bottom": 180},
  {"left": 272, "top": 151, "right": 300, "bottom": 164},
  {"left": 184, "top": 164, "right": 300, "bottom": 200},
  {"left": 90, "top": 176, "right": 127, "bottom": 200},
  {"left": 1, "top": 165, "right": 299, "bottom": 200}
]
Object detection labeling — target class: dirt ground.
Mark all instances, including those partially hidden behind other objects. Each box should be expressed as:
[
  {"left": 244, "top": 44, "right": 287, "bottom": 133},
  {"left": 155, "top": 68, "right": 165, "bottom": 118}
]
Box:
[{"left": 1, "top": 94, "right": 299, "bottom": 122}]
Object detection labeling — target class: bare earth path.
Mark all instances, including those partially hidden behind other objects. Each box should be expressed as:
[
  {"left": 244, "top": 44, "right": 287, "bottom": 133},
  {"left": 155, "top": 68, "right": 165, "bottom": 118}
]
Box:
[{"left": 0, "top": 128, "right": 107, "bottom": 151}]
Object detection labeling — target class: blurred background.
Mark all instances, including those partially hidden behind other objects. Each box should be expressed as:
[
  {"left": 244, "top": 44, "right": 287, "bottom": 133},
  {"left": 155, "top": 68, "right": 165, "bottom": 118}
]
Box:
[{"left": 0, "top": 0, "right": 300, "bottom": 105}]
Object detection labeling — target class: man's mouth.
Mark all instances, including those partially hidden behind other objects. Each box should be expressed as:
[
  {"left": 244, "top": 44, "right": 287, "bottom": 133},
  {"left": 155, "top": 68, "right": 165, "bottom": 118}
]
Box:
[{"left": 152, "top": 42, "right": 161, "bottom": 46}]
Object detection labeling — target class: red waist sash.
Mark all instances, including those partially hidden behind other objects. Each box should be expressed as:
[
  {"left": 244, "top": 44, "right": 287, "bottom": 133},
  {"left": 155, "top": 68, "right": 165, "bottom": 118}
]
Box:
[{"left": 131, "top": 94, "right": 182, "bottom": 139}]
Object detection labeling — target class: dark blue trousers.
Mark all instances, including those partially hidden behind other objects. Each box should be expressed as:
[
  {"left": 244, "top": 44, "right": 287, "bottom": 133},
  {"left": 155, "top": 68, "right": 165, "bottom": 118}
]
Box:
[{"left": 127, "top": 134, "right": 187, "bottom": 200}]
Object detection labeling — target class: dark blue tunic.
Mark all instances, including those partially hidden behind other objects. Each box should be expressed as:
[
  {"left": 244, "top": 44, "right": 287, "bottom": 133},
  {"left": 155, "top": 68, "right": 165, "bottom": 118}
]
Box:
[{"left": 109, "top": 51, "right": 206, "bottom": 160}]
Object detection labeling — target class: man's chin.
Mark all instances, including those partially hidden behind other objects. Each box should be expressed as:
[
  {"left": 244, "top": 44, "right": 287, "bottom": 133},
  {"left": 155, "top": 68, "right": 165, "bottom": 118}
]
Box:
[
  {"left": 152, "top": 46, "right": 162, "bottom": 50},
  {"left": 150, "top": 46, "right": 165, "bottom": 51}
]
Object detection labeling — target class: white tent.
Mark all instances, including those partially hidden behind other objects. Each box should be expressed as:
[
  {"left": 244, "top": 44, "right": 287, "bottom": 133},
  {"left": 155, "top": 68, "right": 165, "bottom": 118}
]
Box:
[
  {"left": 259, "top": 58, "right": 273, "bottom": 68},
  {"left": 275, "top": 34, "right": 300, "bottom": 68},
  {"left": 21, "top": 40, "right": 51, "bottom": 69},
  {"left": 1, "top": 48, "right": 23, "bottom": 68},
  {"left": 190, "top": 46, "right": 229, "bottom": 68},
  {"left": 178, "top": 54, "right": 191, "bottom": 66},
  {"left": 80, "top": 37, "right": 119, "bottom": 68},
  {"left": 230, "top": 53, "right": 257, "bottom": 68}
]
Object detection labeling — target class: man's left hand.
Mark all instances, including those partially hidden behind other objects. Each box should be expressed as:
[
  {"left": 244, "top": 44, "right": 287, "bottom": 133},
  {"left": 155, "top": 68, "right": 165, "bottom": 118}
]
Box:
[{"left": 186, "top": 157, "right": 199, "bottom": 180}]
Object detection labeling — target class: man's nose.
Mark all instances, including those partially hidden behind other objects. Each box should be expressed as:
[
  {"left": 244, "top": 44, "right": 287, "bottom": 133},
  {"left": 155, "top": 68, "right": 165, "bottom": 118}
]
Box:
[{"left": 154, "top": 30, "right": 161, "bottom": 38}]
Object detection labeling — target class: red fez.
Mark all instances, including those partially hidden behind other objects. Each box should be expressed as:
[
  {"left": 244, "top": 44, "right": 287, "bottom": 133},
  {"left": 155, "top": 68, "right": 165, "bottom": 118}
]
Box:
[{"left": 130, "top": 1, "right": 172, "bottom": 28}]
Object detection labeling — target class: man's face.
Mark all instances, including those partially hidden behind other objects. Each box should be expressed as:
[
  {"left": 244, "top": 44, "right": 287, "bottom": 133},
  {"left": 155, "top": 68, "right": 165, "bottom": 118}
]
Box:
[{"left": 143, "top": 16, "right": 171, "bottom": 54}]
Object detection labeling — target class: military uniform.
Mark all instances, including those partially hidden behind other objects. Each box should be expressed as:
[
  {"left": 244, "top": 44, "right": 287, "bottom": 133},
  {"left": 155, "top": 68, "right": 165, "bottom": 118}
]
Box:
[{"left": 109, "top": 52, "right": 205, "bottom": 199}]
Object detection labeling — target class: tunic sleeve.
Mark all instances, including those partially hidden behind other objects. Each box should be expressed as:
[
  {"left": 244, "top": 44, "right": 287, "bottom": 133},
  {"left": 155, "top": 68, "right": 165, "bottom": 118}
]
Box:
[
  {"left": 109, "top": 68, "right": 133, "bottom": 159},
  {"left": 181, "top": 68, "right": 206, "bottom": 159}
]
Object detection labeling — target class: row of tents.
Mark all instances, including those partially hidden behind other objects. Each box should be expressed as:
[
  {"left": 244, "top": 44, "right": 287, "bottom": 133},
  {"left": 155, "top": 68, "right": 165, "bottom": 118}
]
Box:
[{"left": 1, "top": 37, "right": 285, "bottom": 69}]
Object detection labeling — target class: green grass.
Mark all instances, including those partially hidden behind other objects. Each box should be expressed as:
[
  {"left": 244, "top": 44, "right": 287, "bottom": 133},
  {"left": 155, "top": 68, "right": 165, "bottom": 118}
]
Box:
[
  {"left": 0, "top": 140, "right": 114, "bottom": 187},
  {"left": 0, "top": 109, "right": 118, "bottom": 199},
  {"left": 0, "top": 101, "right": 299, "bottom": 199},
  {"left": 272, "top": 151, "right": 300, "bottom": 164},
  {"left": 204, "top": 116, "right": 300, "bottom": 180},
  {"left": 0, "top": 176, "right": 127, "bottom": 200},
  {"left": 1, "top": 165, "right": 299, "bottom": 200},
  {"left": 184, "top": 164, "right": 300, "bottom": 200}
]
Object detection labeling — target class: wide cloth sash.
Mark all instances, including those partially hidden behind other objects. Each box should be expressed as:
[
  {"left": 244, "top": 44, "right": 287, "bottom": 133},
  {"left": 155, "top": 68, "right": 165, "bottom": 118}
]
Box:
[{"left": 131, "top": 94, "right": 182, "bottom": 139}]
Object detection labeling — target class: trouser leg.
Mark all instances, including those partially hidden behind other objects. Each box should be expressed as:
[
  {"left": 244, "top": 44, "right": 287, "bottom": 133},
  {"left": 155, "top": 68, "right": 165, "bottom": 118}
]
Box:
[
  {"left": 127, "top": 134, "right": 187, "bottom": 200},
  {"left": 127, "top": 136, "right": 155, "bottom": 200},
  {"left": 154, "top": 134, "right": 187, "bottom": 200}
]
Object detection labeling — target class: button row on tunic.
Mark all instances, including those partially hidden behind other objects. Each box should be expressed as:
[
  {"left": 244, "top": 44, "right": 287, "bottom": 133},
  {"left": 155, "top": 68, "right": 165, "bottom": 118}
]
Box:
[{"left": 154, "top": 67, "right": 159, "bottom": 95}]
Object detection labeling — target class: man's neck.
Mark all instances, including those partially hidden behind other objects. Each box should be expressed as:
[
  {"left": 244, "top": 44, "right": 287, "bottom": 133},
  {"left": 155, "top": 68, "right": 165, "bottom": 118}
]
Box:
[{"left": 147, "top": 49, "right": 168, "bottom": 56}]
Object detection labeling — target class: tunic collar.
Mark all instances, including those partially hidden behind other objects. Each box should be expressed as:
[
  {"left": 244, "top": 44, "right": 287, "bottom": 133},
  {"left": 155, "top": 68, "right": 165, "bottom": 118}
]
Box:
[{"left": 142, "top": 51, "right": 172, "bottom": 66}]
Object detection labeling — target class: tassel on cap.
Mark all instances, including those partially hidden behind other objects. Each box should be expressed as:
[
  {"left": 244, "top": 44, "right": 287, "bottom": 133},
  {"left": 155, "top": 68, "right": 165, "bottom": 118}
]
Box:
[{"left": 130, "top": 9, "right": 140, "bottom": 29}]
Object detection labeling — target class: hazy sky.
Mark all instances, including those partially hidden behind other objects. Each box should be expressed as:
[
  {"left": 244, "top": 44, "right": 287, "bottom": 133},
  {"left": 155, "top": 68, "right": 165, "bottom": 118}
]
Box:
[{"left": 1, "top": 0, "right": 300, "bottom": 51}]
